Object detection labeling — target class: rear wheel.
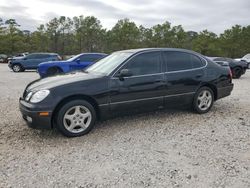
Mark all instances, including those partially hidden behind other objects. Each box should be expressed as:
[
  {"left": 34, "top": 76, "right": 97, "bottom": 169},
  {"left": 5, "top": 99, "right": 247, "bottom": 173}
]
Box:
[
  {"left": 46, "top": 67, "right": 62, "bottom": 77},
  {"left": 12, "top": 64, "right": 24, "bottom": 72},
  {"left": 55, "top": 100, "right": 96, "bottom": 137},
  {"left": 193, "top": 87, "right": 214, "bottom": 114},
  {"left": 232, "top": 67, "right": 242, "bottom": 79}
]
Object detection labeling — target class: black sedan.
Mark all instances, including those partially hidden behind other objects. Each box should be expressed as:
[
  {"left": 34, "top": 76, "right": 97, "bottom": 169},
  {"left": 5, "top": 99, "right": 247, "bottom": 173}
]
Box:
[
  {"left": 19, "top": 48, "right": 234, "bottom": 137},
  {"left": 211, "top": 57, "right": 248, "bottom": 79}
]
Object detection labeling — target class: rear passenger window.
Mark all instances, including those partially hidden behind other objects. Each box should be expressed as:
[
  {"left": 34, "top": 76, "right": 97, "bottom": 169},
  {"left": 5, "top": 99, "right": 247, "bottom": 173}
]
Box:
[
  {"left": 192, "top": 55, "right": 205, "bottom": 68},
  {"left": 163, "top": 51, "right": 205, "bottom": 72},
  {"left": 123, "top": 51, "right": 161, "bottom": 76}
]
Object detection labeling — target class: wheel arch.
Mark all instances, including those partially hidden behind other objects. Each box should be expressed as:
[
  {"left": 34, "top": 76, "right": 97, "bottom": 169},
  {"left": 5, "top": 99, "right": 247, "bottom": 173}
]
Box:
[
  {"left": 12, "top": 63, "right": 25, "bottom": 72},
  {"left": 47, "top": 66, "right": 64, "bottom": 72},
  {"left": 51, "top": 94, "right": 100, "bottom": 128},
  {"left": 12, "top": 63, "right": 23, "bottom": 68},
  {"left": 198, "top": 83, "right": 218, "bottom": 101}
]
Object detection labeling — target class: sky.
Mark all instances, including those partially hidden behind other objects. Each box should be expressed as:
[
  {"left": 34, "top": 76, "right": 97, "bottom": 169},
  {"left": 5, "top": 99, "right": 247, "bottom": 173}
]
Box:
[{"left": 0, "top": 0, "right": 249, "bottom": 34}]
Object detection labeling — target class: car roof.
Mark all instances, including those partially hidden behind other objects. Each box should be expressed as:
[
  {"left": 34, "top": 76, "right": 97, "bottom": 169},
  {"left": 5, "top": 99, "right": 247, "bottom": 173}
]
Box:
[
  {"left": 78, "top": 53, "right": 107, "bottom": 56},
  {"left": 29, "top": 53, "right": 58, "bottom": 55},
  {"left": 116, "top": 48, "right": 202, "bottom": 56}
]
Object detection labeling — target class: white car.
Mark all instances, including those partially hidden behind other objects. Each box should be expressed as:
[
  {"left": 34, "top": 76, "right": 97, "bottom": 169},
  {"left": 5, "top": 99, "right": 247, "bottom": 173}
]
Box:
[{"left": 235, "top": 53, "right": 250, "bottom": 69}]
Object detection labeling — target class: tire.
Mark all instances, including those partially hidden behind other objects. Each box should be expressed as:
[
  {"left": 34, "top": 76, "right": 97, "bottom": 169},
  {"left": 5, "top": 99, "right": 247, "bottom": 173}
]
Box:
[
  {"left": 55, "top": 100, "right": 96, "bottom": 137},
  {"left": 12, "top": 64, "right": 24, "bottom": 72},
  {"left": 46, "top": 67, "right": 62, "bottom": 77},
  {"left": 232, "top": 67, "right": 242, "bottom": 79},
  {"left": 193, "top": 87, "right": 214, "bottom": 114}
]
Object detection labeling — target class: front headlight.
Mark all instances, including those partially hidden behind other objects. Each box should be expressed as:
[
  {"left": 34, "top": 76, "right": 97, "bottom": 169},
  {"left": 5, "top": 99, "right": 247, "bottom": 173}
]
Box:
[{"left": 30, "top": 90, "right": 50, "bottom": 103}]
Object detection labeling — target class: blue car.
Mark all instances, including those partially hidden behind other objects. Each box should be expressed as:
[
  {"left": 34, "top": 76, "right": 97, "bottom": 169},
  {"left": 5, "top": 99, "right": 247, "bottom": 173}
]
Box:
[
  {"left": 8, "top": 53, "right": 61, "bottom": 72},
  {"left": 38, "top": 53, "right": 107, "bottom": 78}
]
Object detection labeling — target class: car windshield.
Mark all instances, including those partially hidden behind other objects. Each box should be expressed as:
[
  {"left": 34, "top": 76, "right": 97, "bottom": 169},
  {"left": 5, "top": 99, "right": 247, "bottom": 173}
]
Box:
[
  {"left": 66, "top": 54, "right": 80, "bottom": 62},
  {"left": 86, "top": 52, "right": 132, "bottom": 75}
]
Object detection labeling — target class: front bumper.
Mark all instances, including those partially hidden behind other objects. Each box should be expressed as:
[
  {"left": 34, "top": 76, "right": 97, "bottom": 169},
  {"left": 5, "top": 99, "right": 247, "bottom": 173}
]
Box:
[
  {"left": 19, "top": 98, "right": 52, "bottom": 129},
  {"left": 8, "top": 62, "right": 12, "bottom": 69},
  {"left": 217, "top": 83, "right": 234, "bottom": 100}
]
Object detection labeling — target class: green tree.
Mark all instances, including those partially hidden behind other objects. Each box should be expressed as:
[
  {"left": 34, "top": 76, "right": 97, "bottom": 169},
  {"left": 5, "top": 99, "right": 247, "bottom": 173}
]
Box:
[
  {"left": 192, "top": 30, "right": 222, "bottom": 56},
  {"left": 4, "top": 19, "right": 21, "bottom": 54},
  {"left": 0, "top": 16, "right": 250, "bottom": 58},
  {"left": 219, "top": 25, "right": 250, "bottom": 58},
  {"left": 46, "top": 18, "right": 60, "bottom": 52},
  {"left": 138, "top": 25, "right": 154, "bottom": 48},
  {"left": 109, "top": 18, "right": 140, "bottom": 51}
]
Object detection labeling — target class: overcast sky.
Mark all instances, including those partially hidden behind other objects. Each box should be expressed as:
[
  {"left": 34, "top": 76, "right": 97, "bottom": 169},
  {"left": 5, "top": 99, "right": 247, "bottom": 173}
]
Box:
[{"left": 0, "top": 0, "right": 249, "bottom": 33}]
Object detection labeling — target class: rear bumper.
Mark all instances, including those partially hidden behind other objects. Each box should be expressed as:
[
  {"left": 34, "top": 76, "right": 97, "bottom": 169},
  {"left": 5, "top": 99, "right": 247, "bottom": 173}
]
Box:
[
  {"left": 217, "top": 84, "right": 234, "bottom": 100},
  {"left": 19, "top": 99, "right": 52, "bottom": 129}
]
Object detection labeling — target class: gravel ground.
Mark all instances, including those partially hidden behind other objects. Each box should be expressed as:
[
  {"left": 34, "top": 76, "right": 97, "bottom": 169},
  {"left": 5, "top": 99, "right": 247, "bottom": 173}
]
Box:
[{"left": 0, "top": 64, "right": 250, "bottom": 188}]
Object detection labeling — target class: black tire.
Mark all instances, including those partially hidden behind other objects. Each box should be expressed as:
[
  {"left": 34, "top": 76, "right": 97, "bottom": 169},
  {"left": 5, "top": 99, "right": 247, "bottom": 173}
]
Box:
[
  {"left": 193, "top": 86, "right": 214, "bottom": 114},
  {"left": 46, "top": 67, "right": 62, "bottom": 77},
  {"left": 232, "top": 67, "right": 242, "bottom": 79},
  {"left": 55, "top": 100, "right": 96, "bottom": 137},
  {"left": 12, "top": 64, "right": 24, "bottom": 72}
]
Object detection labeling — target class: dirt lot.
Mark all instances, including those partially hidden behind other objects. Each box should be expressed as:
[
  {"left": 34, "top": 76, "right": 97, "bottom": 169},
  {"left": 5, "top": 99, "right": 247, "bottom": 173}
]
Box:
[{"left": 0, "top": 64, "right": 250, "bottom": 187}]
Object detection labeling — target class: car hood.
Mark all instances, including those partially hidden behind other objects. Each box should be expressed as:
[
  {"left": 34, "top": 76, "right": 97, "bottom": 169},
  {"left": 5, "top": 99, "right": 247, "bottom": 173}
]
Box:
[{"left": 26, "top": 71, "right": 104, "bottom": 92}]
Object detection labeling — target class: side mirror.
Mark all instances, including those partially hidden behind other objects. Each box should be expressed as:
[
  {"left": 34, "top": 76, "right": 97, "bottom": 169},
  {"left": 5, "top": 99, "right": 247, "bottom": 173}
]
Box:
[{"left": 118, "top": 69, "right": 133, "bottom": 78}]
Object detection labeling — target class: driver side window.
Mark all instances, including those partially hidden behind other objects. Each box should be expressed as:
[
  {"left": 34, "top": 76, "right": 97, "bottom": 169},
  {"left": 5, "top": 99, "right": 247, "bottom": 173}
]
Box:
[{"left": 122, "top": 51, "right": 161, "bottom": 76}]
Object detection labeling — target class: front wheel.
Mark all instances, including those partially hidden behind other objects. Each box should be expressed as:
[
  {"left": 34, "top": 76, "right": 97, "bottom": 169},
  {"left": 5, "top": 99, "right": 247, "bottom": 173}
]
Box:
[
  {"left": 46, "top": 67, "right": 62, "bottom": 77},
  {"left": 193, "top": 87, "right": 214, "bottom": 114},
  {"left": 55, "top": 100, "right": 96, "bottom": 137},
  {"left": 12, "top": 64, "right": 24, "bottom": 72}
]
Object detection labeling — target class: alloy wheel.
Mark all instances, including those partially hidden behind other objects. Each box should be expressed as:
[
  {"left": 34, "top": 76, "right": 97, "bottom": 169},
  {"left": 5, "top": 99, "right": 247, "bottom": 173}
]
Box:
[
  {"left": 63, "top": 105, "right": 92, "bottom": 133},
  {"left": 13, "top": 65, "right": 21, "bottom": 72},
  {"left": 197, "top": 90, "right": 212, "bottom": 111}
]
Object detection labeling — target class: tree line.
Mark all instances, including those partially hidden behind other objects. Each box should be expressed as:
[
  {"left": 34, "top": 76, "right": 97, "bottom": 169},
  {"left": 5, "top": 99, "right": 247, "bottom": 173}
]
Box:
[{"left": 0, "top": 16, "right": 249, "bottom": 58}]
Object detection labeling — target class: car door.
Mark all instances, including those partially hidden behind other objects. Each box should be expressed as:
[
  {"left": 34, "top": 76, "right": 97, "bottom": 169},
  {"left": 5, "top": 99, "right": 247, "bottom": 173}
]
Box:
[
  {"left": 162, "top": 51, "right": 206, "bottom": 106},
  {"left": 68, "top": 55, "right": 90, "bottom": 71},
  {"left": 23, "top": 54, "right": 40, "bottom": 69},
  {"left": 35, "top": 54, "right": 50, "bottom": 67},
  {"left": 109, "top": 51, "right": 166, "bottom": 116}
]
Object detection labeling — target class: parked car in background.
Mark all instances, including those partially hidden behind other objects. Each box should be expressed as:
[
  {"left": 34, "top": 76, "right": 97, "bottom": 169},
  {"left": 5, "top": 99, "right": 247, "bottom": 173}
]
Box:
[
  {"left": 0, "top": 54, "right": 8, "bottom": 63},
  {"left": 7, "top": 52, "right": 29, "bottom": 62},
  {"left": 20, "top": 48, "right": 233, "bottom": 137},
  {"left": 8, "top": 53, "right": 61, "bottom": 72},
  {"left": 37, "top": 53, "right": 107, "bottom": 78},
  {"left": 210, "top": 57, "right": 248, "bottom": 78},
  {"left": 235, "top": 53, "right": 250, "bottom": 69}
]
